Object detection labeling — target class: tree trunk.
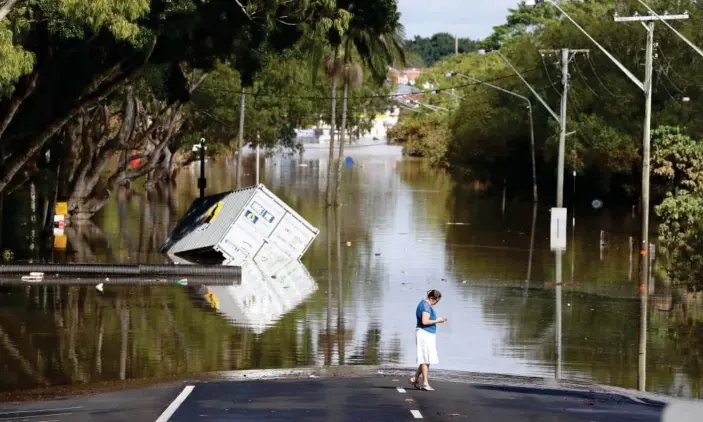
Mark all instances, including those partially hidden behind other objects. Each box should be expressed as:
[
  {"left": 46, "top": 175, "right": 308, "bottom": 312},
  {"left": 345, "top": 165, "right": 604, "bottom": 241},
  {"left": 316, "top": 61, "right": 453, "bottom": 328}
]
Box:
[
  {"left": 236, "top": 87, "right": 246, "bottom": 189},
  {"left": 0, "top": 70, "right": 38, "bottom": 142},
  {"left": 326, "top": 49, "right": 338, "bottom": 208},
  {"left": 334, "top": 81, "right": 349, "bottom": 207},
  {"left": 0, "top": 67, "right": 136, "bottom": 194},
  {"left": 0, "top": 0, "right": 21, "bottom": 23}
]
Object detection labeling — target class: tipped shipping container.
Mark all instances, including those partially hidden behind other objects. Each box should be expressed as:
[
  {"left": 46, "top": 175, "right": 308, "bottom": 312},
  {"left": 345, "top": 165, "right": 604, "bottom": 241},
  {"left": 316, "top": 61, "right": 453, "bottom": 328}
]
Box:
[{"left": 160, "top": 184, "right": 319, "bottom": 267}]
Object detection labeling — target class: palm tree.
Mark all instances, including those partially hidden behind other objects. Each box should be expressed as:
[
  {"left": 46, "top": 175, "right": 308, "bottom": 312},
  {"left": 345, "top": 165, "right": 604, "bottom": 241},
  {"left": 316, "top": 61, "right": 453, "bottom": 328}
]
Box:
[
  {"left": 332, "top": 0, "right": 407, "bottom": 207},
  {"left": 302, "top": 2, "right": 351, "bottom": 207}
]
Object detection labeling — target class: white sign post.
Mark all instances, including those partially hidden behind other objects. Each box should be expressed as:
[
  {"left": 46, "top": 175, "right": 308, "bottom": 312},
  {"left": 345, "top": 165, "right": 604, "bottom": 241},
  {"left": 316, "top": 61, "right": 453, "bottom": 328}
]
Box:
[
  {"left": 53, "top": 214, "right": 65, "bottom": 236},
  {"left": 550, "top": 207, "right": 567, "bottom": 251}
]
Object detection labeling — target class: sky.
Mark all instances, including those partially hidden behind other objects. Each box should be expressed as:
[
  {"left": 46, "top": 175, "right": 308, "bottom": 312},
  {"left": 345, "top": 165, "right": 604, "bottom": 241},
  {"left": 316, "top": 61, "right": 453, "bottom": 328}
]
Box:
[{"left": 397, "top": 0, "right": 519, "bottom": 40}]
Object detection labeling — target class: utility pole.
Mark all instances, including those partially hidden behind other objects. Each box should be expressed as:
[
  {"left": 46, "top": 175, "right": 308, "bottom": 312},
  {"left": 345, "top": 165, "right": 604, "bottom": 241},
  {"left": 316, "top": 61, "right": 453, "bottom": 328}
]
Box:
[
  {"left": 538, "top": 48, "right": 588, "bottom": 208},
  {"left": 455, "top": 35, "right": 459, "bottom": 55},
  {"left": 236, "top": 87, "right": 246, "bottom": 189},
  {"left": 529, "top": 0, "right": 692, "bottom": 394},
  {"left": 613, "top": 10, "right": 687, "bottom": 394}
]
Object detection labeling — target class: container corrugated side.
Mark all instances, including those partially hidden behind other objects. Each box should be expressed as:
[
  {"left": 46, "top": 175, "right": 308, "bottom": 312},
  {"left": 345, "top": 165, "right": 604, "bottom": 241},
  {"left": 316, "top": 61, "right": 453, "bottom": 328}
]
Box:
[{"left": 168, "top": 186, "right": 257, "bottom": 255}]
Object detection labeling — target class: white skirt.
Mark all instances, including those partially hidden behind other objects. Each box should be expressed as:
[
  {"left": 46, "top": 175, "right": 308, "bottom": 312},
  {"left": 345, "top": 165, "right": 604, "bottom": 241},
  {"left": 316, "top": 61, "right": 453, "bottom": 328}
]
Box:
[{"left": 415, "top": 328, "right": 439, "bottom": 365}]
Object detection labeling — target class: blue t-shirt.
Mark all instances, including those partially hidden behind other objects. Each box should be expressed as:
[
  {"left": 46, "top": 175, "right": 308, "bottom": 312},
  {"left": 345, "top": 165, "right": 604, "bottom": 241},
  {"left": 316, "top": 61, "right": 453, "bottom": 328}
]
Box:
[{"left": 416, "top": 300, "right": 437, "bottom": 333}]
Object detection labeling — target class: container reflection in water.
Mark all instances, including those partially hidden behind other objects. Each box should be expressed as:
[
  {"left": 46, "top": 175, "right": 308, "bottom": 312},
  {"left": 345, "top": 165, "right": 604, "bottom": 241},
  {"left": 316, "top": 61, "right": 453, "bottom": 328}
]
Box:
[{"left": 189, "top": 259, "right": 317, "bottom": 334}]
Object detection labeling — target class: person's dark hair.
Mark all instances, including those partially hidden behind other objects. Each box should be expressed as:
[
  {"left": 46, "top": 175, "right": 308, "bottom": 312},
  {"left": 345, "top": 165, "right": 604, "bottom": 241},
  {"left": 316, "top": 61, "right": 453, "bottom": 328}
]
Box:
[{"left": 427, "top": 289, "right": 442, "bottom": 300}]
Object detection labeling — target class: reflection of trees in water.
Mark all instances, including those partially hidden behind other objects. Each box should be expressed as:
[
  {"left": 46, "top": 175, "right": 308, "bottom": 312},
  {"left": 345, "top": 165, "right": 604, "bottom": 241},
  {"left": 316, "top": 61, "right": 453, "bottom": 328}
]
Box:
[
  {"left": 80, "top": 185, "right": 176, "bottom": 263},
  {"left": 479, "top": 285, "right": 703, "bottom": 396},
  {"left": 0, "top": 282, "right": 328, "bottom": 393},
  {"left": 65, "top": 220, "right": 115, "bottom": 263}
]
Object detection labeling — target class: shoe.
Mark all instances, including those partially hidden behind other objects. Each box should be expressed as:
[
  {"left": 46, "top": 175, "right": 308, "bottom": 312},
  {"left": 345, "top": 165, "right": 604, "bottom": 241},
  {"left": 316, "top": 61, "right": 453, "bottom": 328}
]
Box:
[
  {"left": 421, "top": 384, "right": 435, "bottom": 391},
  {"left": 409, "top": 376, "right": 420, "bottom": 389}
]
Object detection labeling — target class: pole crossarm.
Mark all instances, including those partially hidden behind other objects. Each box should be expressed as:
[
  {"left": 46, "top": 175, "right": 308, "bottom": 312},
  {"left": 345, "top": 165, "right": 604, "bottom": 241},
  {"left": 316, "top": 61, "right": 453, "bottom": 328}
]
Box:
[
  {"left": 635, "top": 1, "right": 701, "bottom": 58},
  {"left": 614, "top": 13, "right": 689, "bottom": 22},
  {"left": 544, "top": 0, "right": 644, "bottom": 91}
]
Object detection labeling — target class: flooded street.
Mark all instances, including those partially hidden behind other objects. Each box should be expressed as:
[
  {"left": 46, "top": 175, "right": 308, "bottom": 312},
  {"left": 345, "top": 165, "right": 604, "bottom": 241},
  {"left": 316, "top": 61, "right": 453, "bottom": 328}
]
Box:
[{"left": 1, "top": 145, "right": 702, "bottom": 399}]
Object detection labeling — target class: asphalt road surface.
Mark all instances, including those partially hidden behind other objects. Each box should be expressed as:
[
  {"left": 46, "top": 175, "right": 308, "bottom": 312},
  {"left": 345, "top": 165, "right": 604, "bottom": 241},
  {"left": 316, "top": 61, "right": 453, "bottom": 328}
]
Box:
[{"left": 0, "top": 376, "right": 667, "bottom": 421}]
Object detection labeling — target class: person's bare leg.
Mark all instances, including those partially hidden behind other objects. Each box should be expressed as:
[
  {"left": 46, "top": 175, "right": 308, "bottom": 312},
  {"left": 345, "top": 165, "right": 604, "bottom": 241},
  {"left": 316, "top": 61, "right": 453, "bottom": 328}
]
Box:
[
  {"left": 421, "top": 364, "right": 429, "bottom": 387},
  {"left": 410, "top": 364, "right": 423, "bottom": 388}
]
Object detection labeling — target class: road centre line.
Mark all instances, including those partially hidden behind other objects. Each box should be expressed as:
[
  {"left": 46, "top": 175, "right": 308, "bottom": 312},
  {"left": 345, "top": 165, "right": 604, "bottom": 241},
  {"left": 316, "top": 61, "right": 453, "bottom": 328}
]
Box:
[
  {"left": 410, "top": 409, "right": 423, "bottom": 418},
  {"left": 155, "top": 385, "right": 195, "bottom": 422}
]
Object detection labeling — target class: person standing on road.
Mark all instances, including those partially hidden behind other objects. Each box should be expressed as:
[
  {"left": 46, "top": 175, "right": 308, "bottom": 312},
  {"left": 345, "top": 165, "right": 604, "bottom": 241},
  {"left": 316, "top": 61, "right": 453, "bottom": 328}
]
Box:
[{"left": 410, "top": 289, "right": 447, "bottom": 391}]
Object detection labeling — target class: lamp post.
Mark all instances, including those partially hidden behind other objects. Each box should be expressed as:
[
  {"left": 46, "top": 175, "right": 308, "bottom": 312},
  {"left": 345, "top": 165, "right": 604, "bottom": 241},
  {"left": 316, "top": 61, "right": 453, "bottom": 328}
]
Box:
[{"left": 446, "top": 72, "right": 538, "bottom": 203}]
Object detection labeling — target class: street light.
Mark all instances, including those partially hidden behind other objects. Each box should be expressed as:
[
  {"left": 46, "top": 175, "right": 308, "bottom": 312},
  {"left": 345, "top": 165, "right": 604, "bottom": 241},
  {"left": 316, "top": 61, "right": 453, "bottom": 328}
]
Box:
[{"left": 446, "top": 71, "right": 538, "bottom": 203}]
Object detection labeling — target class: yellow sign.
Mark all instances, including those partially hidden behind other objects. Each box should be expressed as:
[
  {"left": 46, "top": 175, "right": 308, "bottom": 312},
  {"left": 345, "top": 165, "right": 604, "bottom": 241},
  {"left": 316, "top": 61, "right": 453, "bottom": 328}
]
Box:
[
  {"left": 53, "top": 235, "right": 68, "bottom": 250},
  {"left": 201, "top": 201, "right": 223, "bottom": 225},
  {"left": 204, "top": 290, "right": 220, "bottom": 310},
  {"left": 55, "top": 202, "right": 68, "bottom": 216}
]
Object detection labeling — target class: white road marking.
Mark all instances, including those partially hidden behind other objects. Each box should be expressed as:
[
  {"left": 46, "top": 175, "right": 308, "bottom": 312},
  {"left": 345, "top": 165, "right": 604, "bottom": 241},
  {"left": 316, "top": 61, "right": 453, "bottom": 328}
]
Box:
[
  {"left": 410, "top": 410, "right": 423, "bottom": 419},
  {"left": 396, "top": 387, "right": 406, "bottom": 393},
  {"left": 155, "top": 385, "right": 195, "bottom": 422}
]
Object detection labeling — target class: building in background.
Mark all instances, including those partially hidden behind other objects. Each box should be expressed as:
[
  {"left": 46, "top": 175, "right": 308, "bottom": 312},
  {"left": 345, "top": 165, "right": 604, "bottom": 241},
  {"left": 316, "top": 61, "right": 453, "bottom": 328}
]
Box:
[{"left": 294, "top": 68, "right": 426, "bottom": 145}]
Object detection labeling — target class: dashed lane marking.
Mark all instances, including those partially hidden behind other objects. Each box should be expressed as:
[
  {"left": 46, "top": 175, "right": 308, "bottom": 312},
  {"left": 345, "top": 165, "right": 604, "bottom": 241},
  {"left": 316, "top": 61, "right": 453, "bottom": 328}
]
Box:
[
  {"left": 410, "top": 409, "right": 423, "bottom": 419},
  {"left": 155, "top": 385, "right": 195, "bottom": 422},
  {"left": 397, "top": 387, "right": 406, "bottom": 393}
]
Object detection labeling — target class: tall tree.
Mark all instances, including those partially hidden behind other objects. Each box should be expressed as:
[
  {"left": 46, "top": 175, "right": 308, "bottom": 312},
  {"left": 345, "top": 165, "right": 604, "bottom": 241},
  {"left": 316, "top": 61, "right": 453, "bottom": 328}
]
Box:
[
  {"left": 302, "top": 0, "right": 351, "bottom": 207},
  {"left": 333, "top": 0, "right": 407, "bottom": 206}
]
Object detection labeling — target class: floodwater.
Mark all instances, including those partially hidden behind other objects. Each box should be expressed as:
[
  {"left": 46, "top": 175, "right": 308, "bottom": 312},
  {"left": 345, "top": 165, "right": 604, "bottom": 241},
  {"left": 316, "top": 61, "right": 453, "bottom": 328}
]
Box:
[{"left": 1, "top": 144, "right": 702, "bottom": 399}]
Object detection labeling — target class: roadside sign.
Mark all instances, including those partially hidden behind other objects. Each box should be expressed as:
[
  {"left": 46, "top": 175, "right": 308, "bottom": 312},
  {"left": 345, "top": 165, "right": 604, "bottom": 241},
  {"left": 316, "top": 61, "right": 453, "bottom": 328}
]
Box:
[
  {"left": 550, "top": 207, "right": 567, "bottom": 251},
  {"left": 53, "top": 215, "right": 65, "bottom": 236},
  {"left": 55, "top": 202, "right": 68, "bottom": 216},
  {"left": 53, "top": 234, "right": 67, "bottom": 249}
]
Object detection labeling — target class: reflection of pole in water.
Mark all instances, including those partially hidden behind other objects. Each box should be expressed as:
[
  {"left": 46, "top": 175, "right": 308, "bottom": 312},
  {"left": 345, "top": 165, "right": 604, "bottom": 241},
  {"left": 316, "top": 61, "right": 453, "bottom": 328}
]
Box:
[
  {"left": 629, "top": 237, "right": 634, "bottom": 281},
  {"left": 325, "top": 209, "right": 333, "bottom": 366},
  {"left": 30, "top": 181, "right": 36, "bottom": 256},
  {"left": 526, "top": 203, "right": 537, "bottom": 288},
  {"left": 501, "top": 179, "right": 507, "bottom": 215},
  {"left": 555, "top": 250, "right": 563, "bottom": 380},
  {"left": 570, "top": 223, "right": 575, "bottom": 282},
  {"left": 648, "top": 243, "right": 656, "bottom": 294},
  {"left": 335, "top": 210, "right": 345, "bottom": 365},
  {"left": 638, "top": 283, "right": 648, "bottom": 391}
]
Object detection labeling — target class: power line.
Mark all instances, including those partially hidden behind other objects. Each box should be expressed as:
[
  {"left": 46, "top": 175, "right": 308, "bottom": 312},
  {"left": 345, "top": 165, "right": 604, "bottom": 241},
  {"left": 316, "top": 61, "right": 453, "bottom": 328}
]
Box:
[
  {"left": 205, "top": 67, "right": 544, "bottom": 101},
  {"left": 585, "top": 54, "right": 617, "bottom": 97},
  {"left": 540, "top": 52, "right": 562, "bottom": 95},
  {"left": 571, "top": 56, "right": 600, "bottom": 98}
]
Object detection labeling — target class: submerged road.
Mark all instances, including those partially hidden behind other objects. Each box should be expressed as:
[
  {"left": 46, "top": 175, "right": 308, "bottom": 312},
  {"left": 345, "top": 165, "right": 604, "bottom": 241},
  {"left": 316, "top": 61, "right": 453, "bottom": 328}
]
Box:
[{"left": 0, "top": 375, "right": 669, "bottom": 421}]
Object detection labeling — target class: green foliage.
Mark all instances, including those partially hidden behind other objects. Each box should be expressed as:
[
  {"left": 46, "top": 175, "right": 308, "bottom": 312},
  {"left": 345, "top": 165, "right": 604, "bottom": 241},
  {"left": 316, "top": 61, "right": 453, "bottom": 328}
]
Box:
[
  {"left": 0, "top": 22, "right": 33, "bottom": 94},
  {"left": 652, "top": 126, "right": 703, "bottom": 193},
  {"left": 56, "top": 0, "right": 150, "bottom": 41},
  {"left": 387, "top": 113, "right": 449, "bottom": 165},
  {"left": 655, "top": 191, "right": 703, "bottom": 288},
  {"left": 407, "top": 33, "right": 479, "bottom": 66},
  {"left": 481, "top": 1, "right": 559, "bottom": 49},
  {"left": 399, "top": 0, "right": 703, "bottom": 200}
]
